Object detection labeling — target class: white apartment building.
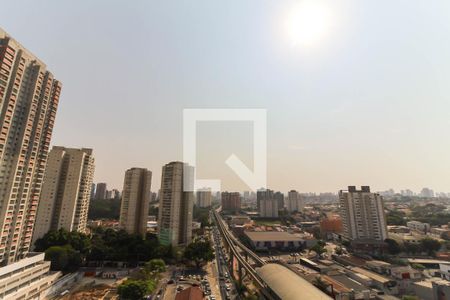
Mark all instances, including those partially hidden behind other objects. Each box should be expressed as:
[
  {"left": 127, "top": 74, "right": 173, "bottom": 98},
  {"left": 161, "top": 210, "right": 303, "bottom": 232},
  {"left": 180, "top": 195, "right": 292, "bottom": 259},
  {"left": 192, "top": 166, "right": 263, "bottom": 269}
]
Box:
[
  {"left": 0, "top": 28, "right": 62, "bottom": 265},
  {"left": 119, "top": 168, "right": 152, "bottom": 237},
  {"left": 339, "top": 186, "right": 388, "bottom": 242},
  {"left": 287, "top": 190, "right": 304, "bottom": 212},
  {"left": 0, "top": 253, "right": 61, "bottom": 299},
  {"left": 407, "top": 220, "right": 430, "bottom": 233},
  {"left": 158, "top": 162, "right": 194, "bottom": 247},
  {"left": 33, "top": 147, "right": 95, "bottom": 244},
  {"left": 260, "top": 198, "right": 279, "bottom": 218}
]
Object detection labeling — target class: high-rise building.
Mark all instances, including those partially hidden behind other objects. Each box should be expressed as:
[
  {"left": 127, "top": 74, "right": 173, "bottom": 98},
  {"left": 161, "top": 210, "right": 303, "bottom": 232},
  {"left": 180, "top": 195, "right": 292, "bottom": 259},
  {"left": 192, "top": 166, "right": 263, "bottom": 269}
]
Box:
[
  {"left": 221, "top": 192, "right": 241, "bottom": 213},
  {"left": 95, "top": 182, "right": 107, "bottom": 200},
  {"left": 0, "top": 28, "right": 62, "bottom": 265},
  {"left": 274, "top": 191, "right": 284, "bottom": 210},
  {"left": 287, "top": 190, "right": 304, "bottom": 212},
  {"left": 259, "top": 198, "right": 279, "bottom": 218},
  {"left": 158, "top": 162, "right": 194, "bottom": 247},
  {"left": 196, "top": 188, "right": 212, "bottom": 208},
  {"left": 90, "top": 183, "right": 96, "bottom": 199},
  {"left": 257, "top": 188, "right": 274, "bottom": 212},
  {"left": 112, "top": 189, "right": 121, "bottom": 200},
  {"left": 32, "top": 147, "right": 95, "bottom": 244},
  {"left": 119, "top": 168, "right": 152, "bottom": 237},
  {"left": 420, "top": 187, "right": 435, "bottom": 198},
  {"left": 339, "top": 186, "right": 388, "bottom": 243}
]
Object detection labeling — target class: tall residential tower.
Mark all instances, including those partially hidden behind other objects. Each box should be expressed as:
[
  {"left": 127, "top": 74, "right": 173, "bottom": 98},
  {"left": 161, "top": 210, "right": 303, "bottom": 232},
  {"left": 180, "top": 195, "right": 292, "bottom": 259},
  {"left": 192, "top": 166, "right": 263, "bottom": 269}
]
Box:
[
  {"left": 0, "top": 28, "right": 62, "bottom": 265},
  {"left": 339, "top": 186, "right": 388, "bottom": 243},
  {"left": 119, "top": 168, "right": 152, "bottom": 237},
  {"left": 33, "top": 147, "right": 95, "bottom": 244},
  {"left": 158, "top": 162, "right": 194, "bottom": 247}
]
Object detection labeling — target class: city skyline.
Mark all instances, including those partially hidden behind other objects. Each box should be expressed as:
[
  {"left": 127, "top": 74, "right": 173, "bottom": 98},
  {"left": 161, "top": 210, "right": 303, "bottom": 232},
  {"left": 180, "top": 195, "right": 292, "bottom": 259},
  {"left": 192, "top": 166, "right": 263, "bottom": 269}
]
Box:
[{"left": 2, "top": 1, "right": 450, "bottom": 193}]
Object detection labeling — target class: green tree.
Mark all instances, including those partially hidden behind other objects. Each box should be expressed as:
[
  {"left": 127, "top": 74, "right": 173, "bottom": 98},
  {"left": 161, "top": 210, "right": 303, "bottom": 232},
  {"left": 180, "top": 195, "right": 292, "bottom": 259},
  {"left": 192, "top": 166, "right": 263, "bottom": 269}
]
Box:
[
  {"left": 310, "top": 243, "right": 327, "bottom": 256},
  {"left": 386, "top": 210, "right": 407, "bottom": 226},
  {"left": 404, "top": 242, "right": 421, "bottom": 255},
  {"left": 45, "top": 246, "right": 69, "bottom": 271},
  {"left": 45, "top": 245, "right": 82, "bottom": 272},
  {"left": 117, "top": 279, "right": 150, "bottom": 300},
  {"left": 385, "top": 238, "right": 402, "bottom": 255},
  {"left": 420, "top": 238, "right": 441, "bottom": 256},
  {"left": 184, "top": 240, "right": 215, "bottom": 268},
  {"left": 144, "top": 258, "right": 166, "bottom": 274}
]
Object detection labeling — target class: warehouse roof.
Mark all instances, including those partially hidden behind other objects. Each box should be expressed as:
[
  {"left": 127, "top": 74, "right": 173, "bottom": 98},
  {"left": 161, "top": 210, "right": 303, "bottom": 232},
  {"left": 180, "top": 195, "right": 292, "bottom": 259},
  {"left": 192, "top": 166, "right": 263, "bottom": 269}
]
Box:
[{"left": 256, "top": 264, "right": 332, "bottom": 300}]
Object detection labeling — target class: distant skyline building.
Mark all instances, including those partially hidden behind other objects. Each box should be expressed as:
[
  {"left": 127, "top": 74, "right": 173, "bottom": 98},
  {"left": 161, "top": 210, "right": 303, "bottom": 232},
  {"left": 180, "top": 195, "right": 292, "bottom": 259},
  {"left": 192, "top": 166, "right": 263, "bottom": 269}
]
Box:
[
  {"left": 33, "top": 147, "right": 95, "bottom": 244},
  {"left": 95, "top": 182, "right": 107, "bottom": 200},
  {"left": 420, "top": 187, "right": 435, "bottom": 198},
  {"left": 90, "top": 183, "right": 96, "bottom": 199},
  {"left": 158, "top": 162, "right": 194, "bottom": 247},
  {"left": 257, "top": 189, "right": 274, "bottom": 212},
  {"left": 274, "top": 191, "right": 284, "bottom": 210},
  {"left": 196, "top": 188, "right": 212, "bottom": 208},
  {"left": 0, "top": 28, "right": 62, "bottom": 265},
  {"left": 259, "top": 198, "right": 279, "bottom": 218},
  {"left": 221, "top": 192, "right": 241, "bottom": 213},
  {"left": 119, "top": 168, "right": 152, "bottom": 237},
  {"left": 339, "top": 186, "right": 388, "bottom": 243},
  {"left": 287, "top": 190, "right": 304, "bottom": 212}
]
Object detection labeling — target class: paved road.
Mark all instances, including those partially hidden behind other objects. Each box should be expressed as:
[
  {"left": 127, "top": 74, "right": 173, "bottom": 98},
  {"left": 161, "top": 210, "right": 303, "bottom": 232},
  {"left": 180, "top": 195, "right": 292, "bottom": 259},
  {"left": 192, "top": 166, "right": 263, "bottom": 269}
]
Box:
[{"left": 212, "top": 225, "right": 239, "bottom": 300}]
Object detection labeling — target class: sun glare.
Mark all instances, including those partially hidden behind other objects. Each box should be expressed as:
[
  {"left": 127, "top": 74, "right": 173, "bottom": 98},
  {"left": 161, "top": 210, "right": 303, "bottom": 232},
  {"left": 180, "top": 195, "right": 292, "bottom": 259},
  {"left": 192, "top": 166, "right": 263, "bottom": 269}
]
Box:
[{"left": 286, "top": 1, "right": 332, "bottom": 47}]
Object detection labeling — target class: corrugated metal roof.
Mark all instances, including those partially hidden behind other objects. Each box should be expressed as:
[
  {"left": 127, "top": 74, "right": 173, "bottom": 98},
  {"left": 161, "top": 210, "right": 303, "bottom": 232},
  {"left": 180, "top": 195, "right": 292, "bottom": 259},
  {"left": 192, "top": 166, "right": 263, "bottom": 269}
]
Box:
[{"left": 256, "top": 264, "right": 332, "bottom": 300}]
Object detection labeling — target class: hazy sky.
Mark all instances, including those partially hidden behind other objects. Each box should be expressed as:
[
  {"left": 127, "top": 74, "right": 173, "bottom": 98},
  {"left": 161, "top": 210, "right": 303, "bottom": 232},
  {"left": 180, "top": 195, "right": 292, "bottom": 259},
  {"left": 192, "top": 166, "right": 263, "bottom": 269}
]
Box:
[{"left": 2, "top": 1, "right": 450, "bottom": 193}]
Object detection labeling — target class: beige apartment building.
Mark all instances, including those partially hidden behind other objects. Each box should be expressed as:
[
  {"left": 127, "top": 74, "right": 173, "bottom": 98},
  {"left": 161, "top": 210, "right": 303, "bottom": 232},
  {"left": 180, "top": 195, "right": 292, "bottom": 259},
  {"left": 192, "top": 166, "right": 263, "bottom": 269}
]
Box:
[
  {"left": 32, "top": 147, "right": 95, "bottom": 244},
  {"left": 339, "top": 186, "right": 388, "bottom": 242},
  {"left": 0, "top": 28, "right": 62, "bottom": 265},
  {"left": 259, "top": 198, "right": 279, "bottom": 218},
  {"left": 221, "top": 192, "right": 241, "bottom": 213},
  {"left": 287, "top": 190, "right": 304, "bottom": 212},
  {"left": 196, "top": 188, "right": 212, "bottom": 208},
  {"left": 119, "top": 168, "right": 152, "bottom": 237},
  {"left": 158, "top": 162, "right": 194, "bottom": 247}
]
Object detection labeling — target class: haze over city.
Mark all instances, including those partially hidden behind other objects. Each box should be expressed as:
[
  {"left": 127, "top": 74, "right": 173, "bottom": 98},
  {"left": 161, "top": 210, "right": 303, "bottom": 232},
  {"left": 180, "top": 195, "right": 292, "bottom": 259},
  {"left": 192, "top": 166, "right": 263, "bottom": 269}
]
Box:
[{"left": 2, "top": 0, "right": 450, "bottom": 193}]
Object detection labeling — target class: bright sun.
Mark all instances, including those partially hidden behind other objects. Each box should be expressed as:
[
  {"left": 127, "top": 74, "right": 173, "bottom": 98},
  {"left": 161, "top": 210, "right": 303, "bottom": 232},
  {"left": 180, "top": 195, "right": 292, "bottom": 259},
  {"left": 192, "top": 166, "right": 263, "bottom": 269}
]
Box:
[{"left": 286, "top": 1, "right": 332, "bottom": 47}]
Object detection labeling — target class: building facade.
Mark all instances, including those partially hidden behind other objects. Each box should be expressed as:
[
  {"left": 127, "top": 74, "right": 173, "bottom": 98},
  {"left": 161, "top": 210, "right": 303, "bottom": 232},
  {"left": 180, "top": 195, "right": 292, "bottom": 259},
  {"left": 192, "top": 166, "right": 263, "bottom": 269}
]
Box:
[
  {"left": 94, "top": 182, "right": 107, "bottom": 200},
  {"left": 0, "top": 28, "right": 62, "bottom": 265},
  {"left": 33, "top": 147, "right": 95, "bottom": 244},
  {"left": 287, "top": 190, "right": 304, "bottom": 212},
  {"left": 0, "top": 252, "right": 61, "bottom": 299},
  {"left": 339, "top": 186, "right": 388, "bottom": 243},
  {"left": 119, "top": 168, "right": 152, "bottom": 237},
  {"left": 158, "top": 162, "right": 194, "bottom": 247},
  {"left": 274, "top": 191, "right": 284, "bottom": 210},
  {"left": 221, "top": 192, "right": 241, "bottom": 213},
  {"left": 259, "top": 198, "right": 279, "bottom": 218},
  {"left": 196, "top": 188, "right": 212, "bottom": 208},
  {"left": 257, "top": 189, "right": 274, "bottom": 212}
]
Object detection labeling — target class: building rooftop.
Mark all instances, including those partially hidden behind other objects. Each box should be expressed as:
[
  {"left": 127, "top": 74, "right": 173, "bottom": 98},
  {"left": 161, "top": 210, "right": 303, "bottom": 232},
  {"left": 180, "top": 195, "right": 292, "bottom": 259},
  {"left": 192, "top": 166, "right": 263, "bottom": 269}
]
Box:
[
  {"left": 175, "top": 286, "right": 203, "bottom": 300},
  {"left": 245, "top": 231, "right": 304, "bottom": 242},
  {"left": 407, "top": 258, "right": 450, "bottom": 265},
  {"left": 351, "top": 267, "right": 392, "bottom": 284},
  {"left": 256, "top": 264, "right": 332, "bottom": 300}
]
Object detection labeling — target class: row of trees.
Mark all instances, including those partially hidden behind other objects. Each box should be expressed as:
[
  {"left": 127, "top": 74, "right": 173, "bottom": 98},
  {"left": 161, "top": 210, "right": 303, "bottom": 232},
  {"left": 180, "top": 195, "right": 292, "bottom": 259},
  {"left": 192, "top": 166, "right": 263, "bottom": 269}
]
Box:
[
  {"left": 35, "top": 228, "right": 174, "bottom": 272},
  {"left": 386, "top": 204, "right": 450, "bottom": 227},
  {"left": 117, "top": 258, "right": 166, "bottom": 300},
  {"left": 385, "top": 238, "right": 442, "bottom": 256},
  {"left": 35, "top": 227, "right": 216, "bottom": 274}
]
